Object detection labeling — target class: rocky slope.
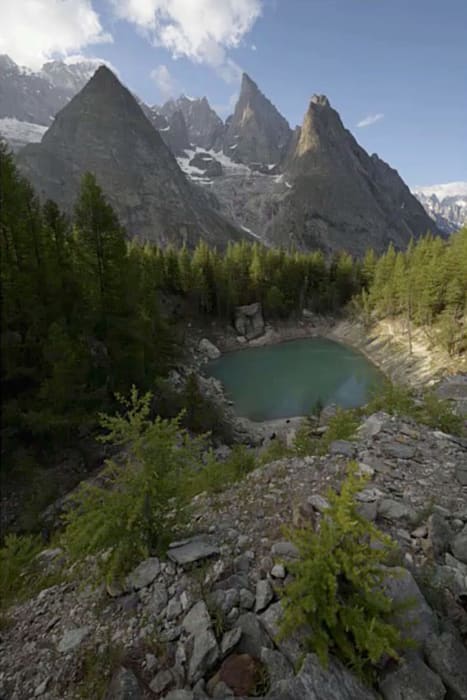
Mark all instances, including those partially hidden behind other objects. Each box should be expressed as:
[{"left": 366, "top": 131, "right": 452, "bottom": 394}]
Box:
[
  {"left": 16, "top": 67, "right": 244, "bottom": 248},
  {"left": 0, "top": 55, "right": 106, "bottom": 149},
  {"left": 159, "top": 96, "right": 225, "bottom": 152},
  {"left": 1, "top": 410, "right": 466, "bottom": 699},
  {"left": 262, "top": 95, "right": 436, "bottom": 255},
  {"left": 413, "top": 183, "right": 467, "bottom": 234},
  {"left": 222, "top": 74, "right": 292, "bottom": 170}
]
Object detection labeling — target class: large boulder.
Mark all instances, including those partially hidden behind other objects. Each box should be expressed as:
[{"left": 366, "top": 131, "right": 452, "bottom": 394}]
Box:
[
  {"left": 424, "top": 631, "right": 467, "bottom": 700},
  {"left": 379, "top": 656, "right": 445, "bottom": 700},
  {"left": 234, "top": 303, "right": 265, "bottom": 340},
  {"left": 266, "top": 653, "right": 377, "bottom": 699}
]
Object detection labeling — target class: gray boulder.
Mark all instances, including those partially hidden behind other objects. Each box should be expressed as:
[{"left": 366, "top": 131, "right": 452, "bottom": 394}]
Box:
[
  {"left": 266, "top": 653, "right": 377, "bottom": 699},
  {"left": 234, "top": 612, "right": 273, "bottom": 657},
  {"left": 168, "top": 535, "right": 220, "bottom": 566},
  {"left": 105, "top": 667, "right": 142, "bottom": 700},
  {"left": 382, "top": 567, "right": 437, "bottom": 645},
  {"left": 198, "top": 338, "right": 221, "bottom": 360},
  {"left": 127, "top": 557, "right": 160, "bottom": 590},
  {"left": 379, "top": 656, "right": 446, "bottom": 700},
  {"left": 424, "top": 631, "right": 467, "bottom": 700},
  {"left": 234, "top": 302, "right": 265, "bottom": 340},
  {"left": 452, "top": 524, "right": 467, "bottom": 564},
  {"left": 57, "top": 626, "right": 91, "bottom": 653}
]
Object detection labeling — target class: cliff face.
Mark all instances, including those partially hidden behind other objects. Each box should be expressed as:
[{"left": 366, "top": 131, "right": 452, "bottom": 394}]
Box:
[
  {"left": 263, "top": 95, "right": 436, "bottom": 254},
  {"left": 16, "top": 67, "right": 243, "bottom": 248},
  {"left": 222, "top": 73, "right": 292, "bottom": 169}
]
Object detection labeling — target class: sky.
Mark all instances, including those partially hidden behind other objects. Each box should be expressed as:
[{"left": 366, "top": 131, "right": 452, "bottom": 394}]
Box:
[{"left": 1, "top": 0, "right": 466, "bottom": 187}]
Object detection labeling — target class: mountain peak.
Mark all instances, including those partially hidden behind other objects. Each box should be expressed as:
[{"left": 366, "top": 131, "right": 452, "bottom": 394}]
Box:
[{"left": 310, "top": 94, "right": 330, "bottom": 108}]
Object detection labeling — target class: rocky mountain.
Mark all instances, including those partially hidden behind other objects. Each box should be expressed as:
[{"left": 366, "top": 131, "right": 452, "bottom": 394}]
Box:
[
  {"left": 141, "top": 104, "right": 190, "bottom": 155},
  {"left": 16, "top": 66, "right": 244, "bottom": 248},
  {"left": 0, "top": 54, "right": 107, "bottom": 150},
  {"left": 159, "top": 95, "right": 225, "bottom": 151},
  {"left": 256, "top": 95, "right": 435, "bottom": 255},
  {"left": 223, "top": 73, "right": 292, "bottom": 170},
  {"left": 413, "top": 182, "right": 467, "bottom": 234}
]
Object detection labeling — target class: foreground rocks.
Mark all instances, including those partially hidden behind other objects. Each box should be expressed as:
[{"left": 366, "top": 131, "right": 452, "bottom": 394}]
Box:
[{"left": 1, "top": 412, "right": 466, "bottom": 699}]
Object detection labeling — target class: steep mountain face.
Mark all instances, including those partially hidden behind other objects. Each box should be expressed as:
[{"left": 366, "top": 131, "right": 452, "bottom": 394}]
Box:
[
  {"left": 222, "top": 73, "right": 292, "bottom": 170},
  {"left": 16, "top": 67, "right": 244, "bottom": 248},
  {"left": 413, "top": 183, "right": 467, "bottom": 234},
  {"left": 263, "top": 95, "right": 436, "bottom": 255},
  {"left": 160, "top": 95, "right": 225, "bottom": 150},
  {"left": 0, "top": 55, "right": 106, "bottom": 150}
]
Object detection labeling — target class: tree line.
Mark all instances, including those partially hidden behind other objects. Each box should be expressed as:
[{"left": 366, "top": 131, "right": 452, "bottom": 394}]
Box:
[{"left": 1, "top": 140, "right": 466, "bottom": 484}]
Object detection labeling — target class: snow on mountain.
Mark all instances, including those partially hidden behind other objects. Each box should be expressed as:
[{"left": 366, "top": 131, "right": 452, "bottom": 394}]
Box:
[
  {"left": 412, "top": 182, "right": 467, "bottom": 234},
  {"left": 0, "top": 117, "right": 47, "bottom": 151}
]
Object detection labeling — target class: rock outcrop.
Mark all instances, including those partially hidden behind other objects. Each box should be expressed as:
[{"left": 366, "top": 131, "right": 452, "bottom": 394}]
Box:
[
  {"left": 264, "top": 95, "right": 437, "bottom": 255},
  {"left": 223, "top": 73, "right": 292, "bottom": 169},
  {"left": 234, "top": 302, "right": 265, "bottom": 340},
  {"left": 160, "top": 95, "right": 225, "bottom": 151},
  {"left": 16, "top": 66, "right": 244, "bottom": 249}
]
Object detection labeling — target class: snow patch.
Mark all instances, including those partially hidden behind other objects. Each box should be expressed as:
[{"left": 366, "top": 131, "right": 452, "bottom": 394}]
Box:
[
  {"left": 413, "top": 181, "right": 467, "bottom": 201},
  {"left": 0, "top": 118, "right": 47, "bottom": 146},
  {"left": 241, "top": 225, "right": 262, "bottom": 240}
]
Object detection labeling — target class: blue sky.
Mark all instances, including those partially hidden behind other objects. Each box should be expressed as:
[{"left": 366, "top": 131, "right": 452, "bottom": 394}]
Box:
[{"left": 2, "top": 0, "right": 466, "bottom": 186}]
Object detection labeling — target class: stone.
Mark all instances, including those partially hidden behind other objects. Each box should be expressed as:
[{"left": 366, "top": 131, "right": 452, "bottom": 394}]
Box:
[
  {"left": 218, "top": 654, "right": 261, "bottom": 696},
  {"left": 234, "top": 613, "right": 273, "bottom": 657},
  {"left": 357, "top": 413, "right": 387, "bottom": 439},
  {"left": 378, "top": 498, "right": 416, "bottom": 523},
  {"left": 452, "top": 524, "right": 467, "bottom": 564},
  {"left": 260, "top": 648, "right": 293, "bottom": 686},
  {"left": 166, "top": 597, "right": 183, "bottom": 621},
  {"left": 149, "top": 669, "right": 173, "bottom": 695},
  {"left": 266, "top": 653, "right": 377, "bottom": 699},
  {"left": 428, "top": 512, "right": 453, "bottom": 560},
  {"left": 379, "top": 656, "right": 446, "bottom": 700},
  {"left": 382, "top": 567, "right": 436, "bottom": 644},
  {"left": 319, "top": 403, "right": 338, "bottom": 425},
  {"left": 260, "top": 602, "right": 305, "bottom": 666},
  {"left": 357, "top": 500, "right": 378, "bottom": 521},
  {"left": 182, "top": 601, "right": 212, "bottom": 636},
  {"left": 105, "top": 667, "right": 142, "bottom": 700},
  {"left": 255, "top": 579, "right": 274, "bottom": 613},
  {"left": 188, "top": 628, "right": 219, "bottom": 683},
  {"left": 234, "top": 302, "right": 265, "bottom": 340},
  {"left": 425, "top": 631, "right": 467, "bottom": 700},
  {"left": 164, "top": 692, "right": 195, "bottom": 700},
  {"left": 168, "top": 536, "right": 220, "bottom": 566},
  {"left": 383, "top": 442, "right": 416, "bottom": 460},
  {"left": 271, "top": 564, "right": 286, "bottom": 579},
  {"left": 239, "top": 588, "right": 255, "bottom": 610},
  {"left": 212, "top": 681, "right": 234, "bottom": 698},
  {"left": 307, "top": 494, "right": 330, "bottom": 513},
  {"left": 57, "top": 626, "right": 91, "bottom": 653},
  {"left": 147, "top": 583, "right": 169, "bottom": 616},
  {"left": 127, "top": 557, "right": 160, "bottom": 590},
  {"left": 329, "top": 440, "right": 356, "bottom": 457},
  {"left": 455, "top": 464, "right": 467, "bottom": 485},
  {"left": 198, "top": 338, "right": 221, "bottom": 360},
  {"left": 220, "top": 627, "right": 242, "bottom": 657},
  {"left": 34, "top": 677, "right": 51, "bottom": 697},
  {"left": 271, "top": 541, "right": 299, "bottom": 560}
]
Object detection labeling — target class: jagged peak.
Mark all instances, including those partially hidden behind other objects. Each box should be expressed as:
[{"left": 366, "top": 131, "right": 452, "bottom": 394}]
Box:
[{"left": 310, "top": 94, "right": 331, "bottom": 108}]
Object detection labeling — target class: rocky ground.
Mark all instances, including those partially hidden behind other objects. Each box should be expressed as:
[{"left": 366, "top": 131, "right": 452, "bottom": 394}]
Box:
[{"left": 1, "top": 410, "right": 467, "bottom": 700}]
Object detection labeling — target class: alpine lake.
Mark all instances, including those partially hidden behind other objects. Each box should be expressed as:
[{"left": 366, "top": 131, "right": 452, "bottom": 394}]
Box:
[{"left": 206, "top": 337, "right": 384, "bottom": 421}]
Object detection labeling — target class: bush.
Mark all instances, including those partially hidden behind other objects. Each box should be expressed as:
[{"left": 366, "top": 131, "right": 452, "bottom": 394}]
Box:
[
  {"left": 0, "top": 533, "right": 43, "bottom": 608},
  {"left": 191, "top": 445, "right": 257, "bottom": 495},
  {"left": 365, "top": 382, "right": 464, "bottom": 436},
  {"left": 280, "top": 464, "right": 406, "bottom": 681},
  {"left": 292, "top": 408, "right": 360, "bottom": 457},
  {"left": 61, "top": 388, "right": 207, "bottom": 583}
]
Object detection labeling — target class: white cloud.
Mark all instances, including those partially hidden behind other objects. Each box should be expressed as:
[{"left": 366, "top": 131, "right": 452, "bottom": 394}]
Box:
[
  {"left": 356, "top": 113, "right": 384, "bottom": 128},
  {"left": 251, "top": 44, "right": 257, "bottom": 51},
  {"left": 109, "top": 0, "right": 263, "bottom": 82},
  {"left": 150, "top": 64, "right": 180, "bottom": 99},
  {"left": 0, "top": 0, "right": 112, "bottom": 70}
]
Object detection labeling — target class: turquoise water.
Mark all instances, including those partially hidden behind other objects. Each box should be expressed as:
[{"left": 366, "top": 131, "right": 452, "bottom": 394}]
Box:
[{"left": 206, "top": 337, "right": 383, "bottom": 421}]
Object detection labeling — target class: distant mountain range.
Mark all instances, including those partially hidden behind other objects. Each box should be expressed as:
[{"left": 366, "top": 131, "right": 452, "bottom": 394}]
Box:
[
  {"left": 413, "top": 183, "right": 467, "bottom": 234},
  {"left": 1, "top": 54, "right": 440, "bottom": 253}
]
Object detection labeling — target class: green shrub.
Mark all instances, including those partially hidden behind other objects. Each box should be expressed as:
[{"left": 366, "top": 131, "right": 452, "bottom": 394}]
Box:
[
  {"left": 292, "top": 408, "right": 360, "bottom": 457},
  {"left": 191, "top": 445, "right": 257, "bottom": 495},
  {"left": 365, "top": 381, "right": 464, "bottom": 436},
  {"left": 280, "top": 464, "right": 407, "bottom": 681},
  {"left": 61, "top": 387, "right": 206, "bottom": 583},
  {"left": 0, "top": 533, "right": 43, "bottom": 608},
  {"left": 258, "top": 437, "right": 291, "bottom": 464}
]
